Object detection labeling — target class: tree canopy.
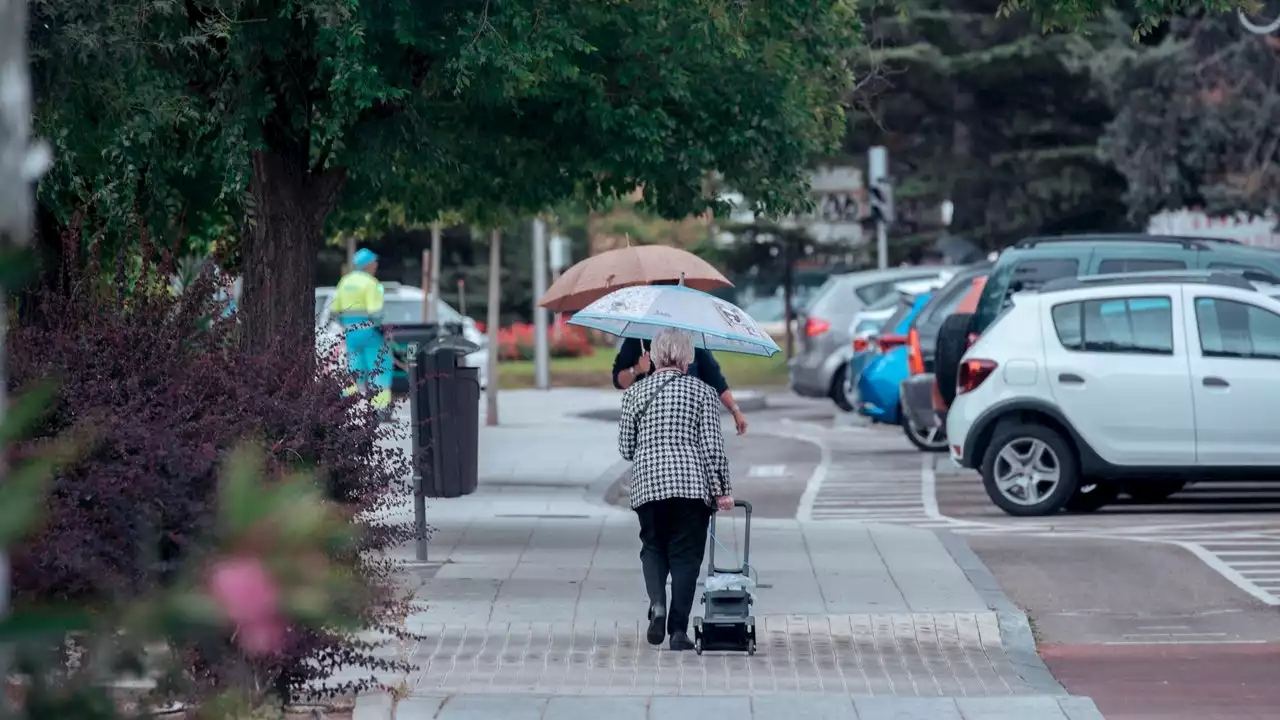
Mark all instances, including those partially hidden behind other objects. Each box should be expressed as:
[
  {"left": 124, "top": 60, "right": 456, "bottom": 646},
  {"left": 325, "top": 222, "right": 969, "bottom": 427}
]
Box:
[
  {"left": 844, "top": 0, "right": 1132, "bottom": 250},
  {"left": 31, "top": 0, "right": 861, "bottom": 350},
  {"left": 28, "top": 0, "right": 1262, "bottom": 348},
  {"left": 1085, "top": 10, "right": 1280, "bottom": 220}
]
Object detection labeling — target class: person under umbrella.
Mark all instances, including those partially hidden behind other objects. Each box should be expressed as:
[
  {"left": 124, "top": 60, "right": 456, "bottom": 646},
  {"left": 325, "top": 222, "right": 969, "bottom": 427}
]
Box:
[
  {"left": 611, "top": 282, "right": 749, "bottom": 435},
  {"left": 618, "top": 327, "right": 735, "bottom": 651}
]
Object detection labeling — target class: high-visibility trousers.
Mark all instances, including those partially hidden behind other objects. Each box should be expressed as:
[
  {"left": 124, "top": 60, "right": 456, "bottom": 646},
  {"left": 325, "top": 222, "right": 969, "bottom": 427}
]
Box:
[{"left": 342, "top": 320, "right": 392, "bottom": 410}]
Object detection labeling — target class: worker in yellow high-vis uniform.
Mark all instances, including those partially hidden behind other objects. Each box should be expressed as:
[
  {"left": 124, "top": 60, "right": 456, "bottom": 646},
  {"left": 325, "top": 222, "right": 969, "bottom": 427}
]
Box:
[{"left": 333, "top": 248, "right": 393, "bottom": 416}]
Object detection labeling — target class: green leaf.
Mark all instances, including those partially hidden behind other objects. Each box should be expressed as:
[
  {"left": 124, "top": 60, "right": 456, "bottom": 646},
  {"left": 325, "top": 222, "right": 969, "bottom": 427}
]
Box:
[
  {"left": 0, "top": 453, "right": 62, "bottom": 547},
  {"left": 0, "top": 380, "right": 61, "bottom": 446},
  {"left": 0, "top": 607, "right": 96, "bottom": 642},
  {"left": 216, "top": 444, "right": 270, "bottom": 539}
]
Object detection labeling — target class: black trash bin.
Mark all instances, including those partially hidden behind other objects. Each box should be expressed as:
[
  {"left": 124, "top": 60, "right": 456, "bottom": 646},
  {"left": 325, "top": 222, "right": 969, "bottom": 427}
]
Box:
[
  {"left": 384, "top": 322, "right": 481, "bottom": 498},
  {"left": 413, "top": 341, "right": 481, "bottom": 498}
]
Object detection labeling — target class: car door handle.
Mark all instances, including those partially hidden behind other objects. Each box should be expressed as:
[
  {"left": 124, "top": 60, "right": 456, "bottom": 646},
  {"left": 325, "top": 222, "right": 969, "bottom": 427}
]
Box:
[
  {"left": 1203, "top": 376, "right": 1230, "bottom": 388},
  {"left": 1058, "top": 373, "right": 1085, "bottom": 384}
]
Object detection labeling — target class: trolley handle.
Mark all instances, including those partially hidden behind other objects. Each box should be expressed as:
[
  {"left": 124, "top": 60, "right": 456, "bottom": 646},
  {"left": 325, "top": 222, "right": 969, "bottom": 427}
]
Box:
[{"left": 708, "top": 499, "right": 752, "bottom": 575}]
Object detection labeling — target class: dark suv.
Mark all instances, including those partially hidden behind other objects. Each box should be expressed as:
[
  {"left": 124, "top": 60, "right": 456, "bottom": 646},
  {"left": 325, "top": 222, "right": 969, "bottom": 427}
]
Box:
[{"left": 935, "top": 234, "right": 1280, "bottom": 407}]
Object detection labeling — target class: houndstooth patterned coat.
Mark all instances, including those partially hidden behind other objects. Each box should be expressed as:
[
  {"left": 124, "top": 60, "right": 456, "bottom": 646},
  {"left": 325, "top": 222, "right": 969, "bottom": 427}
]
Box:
[{"left": 618, "top": 370, "right": 731, "bottom": 509}]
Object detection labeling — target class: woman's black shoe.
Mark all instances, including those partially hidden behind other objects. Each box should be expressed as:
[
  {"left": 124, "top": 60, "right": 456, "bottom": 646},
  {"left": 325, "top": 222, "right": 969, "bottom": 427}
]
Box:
[
  {"left": 669, "top": 631, "right": 694, "bottom": 651},
  {"left": 646, "top": 603, "right": 667, "bottom": 646}
]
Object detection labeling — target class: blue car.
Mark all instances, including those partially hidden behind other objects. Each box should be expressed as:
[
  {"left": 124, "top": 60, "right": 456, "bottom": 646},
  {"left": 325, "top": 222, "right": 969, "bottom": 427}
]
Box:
[{"left": 856, "top": 292, "right": 933, "bottom": 426}]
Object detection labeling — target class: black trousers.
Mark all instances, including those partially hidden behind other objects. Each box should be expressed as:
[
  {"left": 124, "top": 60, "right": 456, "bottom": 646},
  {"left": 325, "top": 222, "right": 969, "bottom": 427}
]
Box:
[{"left": 635, "top": 497, "right": 711, "bottom": 635}]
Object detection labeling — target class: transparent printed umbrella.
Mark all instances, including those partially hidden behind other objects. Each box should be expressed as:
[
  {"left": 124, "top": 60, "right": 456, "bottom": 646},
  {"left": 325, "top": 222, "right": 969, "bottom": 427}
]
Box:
[{"left": 568, "top": 284, "right": 782, "bottom": 357}]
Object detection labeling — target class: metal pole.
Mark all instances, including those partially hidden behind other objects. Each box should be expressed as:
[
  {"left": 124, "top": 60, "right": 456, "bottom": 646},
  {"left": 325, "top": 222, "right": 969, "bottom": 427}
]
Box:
[
  {"left": 408, "top": 356, "right": 428, "bottom": 561},
  {"left": 782, "top": 234, "right": 794, "bottom": 359},
  {"left": 0, "top": 0, "right": 49, "bottom": 706},
  {"left": 430, "top": 223, "right": 442, "bottom": 317},
  {"left": 531, "top": 218, "right": 550, "bottom": 390},
  {"left": 876, "top": 221, "right": 888, "bottom": 271},
  {"left": 421, "top": 249, "right": 433, "bottom": 321},
  {"left": 485, "top": 230, "right": 501, "bottom": 426},
  {"left": 869, "top": 146, "right": 889, "bottom": 270}
]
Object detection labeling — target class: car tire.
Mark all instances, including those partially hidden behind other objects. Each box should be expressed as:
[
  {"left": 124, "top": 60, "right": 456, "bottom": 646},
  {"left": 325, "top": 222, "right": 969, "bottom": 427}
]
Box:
[
  {"left": 980, "top": 422, "right": 1080, "bottom": 517},
  {"left": 935, "top": 312, "right": 973, "bottom": 407},
  {"left": 831, "top": 365, "right": 856, "bottom": 413},
  {"left": 1124, "top": 480, "right": 1186, "bottom": 503},
  {"left": 1064, "top": 480, "right": 1121, "bottom": 513},
  {"left": 902, "top": 408, "right": 948, "bottom": 452}
]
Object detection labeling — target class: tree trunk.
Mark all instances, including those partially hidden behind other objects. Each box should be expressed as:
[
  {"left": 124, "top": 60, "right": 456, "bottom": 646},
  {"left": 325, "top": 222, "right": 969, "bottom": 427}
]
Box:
[
  {"left": 241, "top": 149, "right": 346, "bottom": 358},
  {"left": 485, "top": 230, "right": 501, "bottom": 426}
]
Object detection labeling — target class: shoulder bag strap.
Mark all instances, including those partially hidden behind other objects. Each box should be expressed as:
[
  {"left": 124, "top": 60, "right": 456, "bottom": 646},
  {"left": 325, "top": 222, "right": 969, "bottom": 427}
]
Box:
[{"left": 635, "top": 372, "right": 679, "bottom": 424}]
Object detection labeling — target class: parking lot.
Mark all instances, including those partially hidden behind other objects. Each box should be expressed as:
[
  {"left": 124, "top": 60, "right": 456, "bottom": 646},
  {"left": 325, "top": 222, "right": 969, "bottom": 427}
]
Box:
[{"left": 775, "top": 401, "right": 1280, "bottom": 719}]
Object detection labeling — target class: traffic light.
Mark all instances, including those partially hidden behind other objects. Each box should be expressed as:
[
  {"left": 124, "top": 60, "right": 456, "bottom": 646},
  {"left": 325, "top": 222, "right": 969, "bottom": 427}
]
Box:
[{"left": 869, "top": 182, "right": 894, "bottom": 225}]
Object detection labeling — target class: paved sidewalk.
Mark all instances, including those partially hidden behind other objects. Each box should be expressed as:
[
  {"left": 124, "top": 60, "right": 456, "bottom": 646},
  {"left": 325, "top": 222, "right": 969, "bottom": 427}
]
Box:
[{"left": 354, "top": 390, "right": 1104, "bottom": 720}]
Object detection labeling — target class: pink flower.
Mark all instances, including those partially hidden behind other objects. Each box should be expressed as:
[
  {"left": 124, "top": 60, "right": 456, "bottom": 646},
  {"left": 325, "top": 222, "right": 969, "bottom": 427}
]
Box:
[{"left": 207, "top": 556, "right": 285, "bottom": 656}]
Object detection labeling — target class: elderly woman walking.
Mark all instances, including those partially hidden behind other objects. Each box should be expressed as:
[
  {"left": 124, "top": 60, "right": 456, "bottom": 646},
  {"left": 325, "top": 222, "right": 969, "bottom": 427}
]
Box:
[{"left": 618, "top": 327, "right": 734, "bottom": 651}]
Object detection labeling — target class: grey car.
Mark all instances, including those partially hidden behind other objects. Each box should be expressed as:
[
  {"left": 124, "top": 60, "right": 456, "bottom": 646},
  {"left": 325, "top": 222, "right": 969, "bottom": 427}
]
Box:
[{"left": 788, "top": 266, "right": 957, "bottom": 410}]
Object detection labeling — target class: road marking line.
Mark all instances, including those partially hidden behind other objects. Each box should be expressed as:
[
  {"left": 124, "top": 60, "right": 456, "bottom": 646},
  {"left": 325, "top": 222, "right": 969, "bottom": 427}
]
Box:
[
  {"left": 922, "top": 454, "right": 943, "bottom": 521},
  {"left": 746, "top": 464, "right": 789, "bottom": 478},
  {"left": 1103, "top": 639, "right": 1268, "bottom": 645},
  {"left": 1172, "top": 541, "right": 1280, "bottom": 606},
  {"left": 786, "top": 422, "right": 829, "bottom": 523},
  {"left": 1213, "top": 550, "right": 1280, "bottom": 557}
]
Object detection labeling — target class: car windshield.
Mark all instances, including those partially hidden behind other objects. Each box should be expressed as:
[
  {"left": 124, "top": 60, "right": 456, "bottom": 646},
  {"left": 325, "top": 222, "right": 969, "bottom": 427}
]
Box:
[{"left": 382, "top": 298, "right": 466, "bottom": 324}]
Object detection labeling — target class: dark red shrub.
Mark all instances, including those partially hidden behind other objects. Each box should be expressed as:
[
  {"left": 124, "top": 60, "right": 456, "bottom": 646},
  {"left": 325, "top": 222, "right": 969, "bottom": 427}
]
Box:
[{"left": 7, "top": 262, "right": 415, "bottom": 701}]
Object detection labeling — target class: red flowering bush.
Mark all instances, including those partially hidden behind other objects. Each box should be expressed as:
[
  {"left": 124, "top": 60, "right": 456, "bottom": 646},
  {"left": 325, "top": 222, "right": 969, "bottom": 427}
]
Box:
[
  {"left": 7, "top": 256, "right": 415, "bottom": 703},
  {"left": 496, "top": 319, "right": 594, "bottom": 361}
]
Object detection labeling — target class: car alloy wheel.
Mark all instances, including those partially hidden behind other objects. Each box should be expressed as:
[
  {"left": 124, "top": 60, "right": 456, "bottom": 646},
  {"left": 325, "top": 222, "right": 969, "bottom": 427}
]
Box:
[
  {"left": 903, "top": 416, "right": 947, "bottom": 452},
  {"left": 992, "top": 438, "right": 1061, "bottom": 507}
]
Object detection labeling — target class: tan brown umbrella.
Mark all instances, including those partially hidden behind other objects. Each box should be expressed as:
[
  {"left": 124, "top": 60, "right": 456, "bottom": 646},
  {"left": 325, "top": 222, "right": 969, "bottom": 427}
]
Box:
[{"left": 538, "top": 245, "right": 733, "bottom": 312}]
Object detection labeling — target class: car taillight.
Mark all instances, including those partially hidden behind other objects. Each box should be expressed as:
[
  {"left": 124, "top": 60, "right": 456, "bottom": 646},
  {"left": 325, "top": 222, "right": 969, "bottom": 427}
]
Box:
[
  {"left": 878, "top": 334, "right": 907, "bottom": 352},
  {"left": 906, "top": 328, "right": 924, "bottom": 375},
  {"left": 853, "top": 337, "right": 869, "bottom": 353},
  {"left": 957, "top": 358, "right": 998, "bottom": 395},
  {"left": 806, "top": 317, "right": 831, "bottom": 336}
]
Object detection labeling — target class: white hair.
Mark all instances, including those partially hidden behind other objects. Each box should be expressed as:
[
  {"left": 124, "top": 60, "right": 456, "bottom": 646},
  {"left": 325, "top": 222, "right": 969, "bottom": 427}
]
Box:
[{"left": 650, "top": 328, "right": 695, "bottom": 371}]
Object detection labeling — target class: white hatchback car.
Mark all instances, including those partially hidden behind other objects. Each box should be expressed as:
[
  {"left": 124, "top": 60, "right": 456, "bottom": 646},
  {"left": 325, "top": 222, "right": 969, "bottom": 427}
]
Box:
[{"left": 947, "top": 271, "right": 1280, "bottom": 516}]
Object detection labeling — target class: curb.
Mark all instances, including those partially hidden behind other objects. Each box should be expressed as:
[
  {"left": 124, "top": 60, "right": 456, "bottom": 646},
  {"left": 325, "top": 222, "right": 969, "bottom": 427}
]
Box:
[{"left": 933, "top": 529, "right": 1068, "bottom": 697}]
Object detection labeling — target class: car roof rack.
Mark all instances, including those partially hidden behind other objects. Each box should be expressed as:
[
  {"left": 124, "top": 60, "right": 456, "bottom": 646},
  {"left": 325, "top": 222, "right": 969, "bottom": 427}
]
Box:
[
  {"left": 1013, "top": 233, "right": 1241, "bottom": 250},
  {"left": 1039, "top": 269, "right": 1273, "bottom": 293}
]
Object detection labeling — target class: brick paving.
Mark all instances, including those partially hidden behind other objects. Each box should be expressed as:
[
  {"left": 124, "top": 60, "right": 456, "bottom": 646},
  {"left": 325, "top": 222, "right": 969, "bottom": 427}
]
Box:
[{"left": 407, "top": 613, "right": 1031, "bottom": 697}]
